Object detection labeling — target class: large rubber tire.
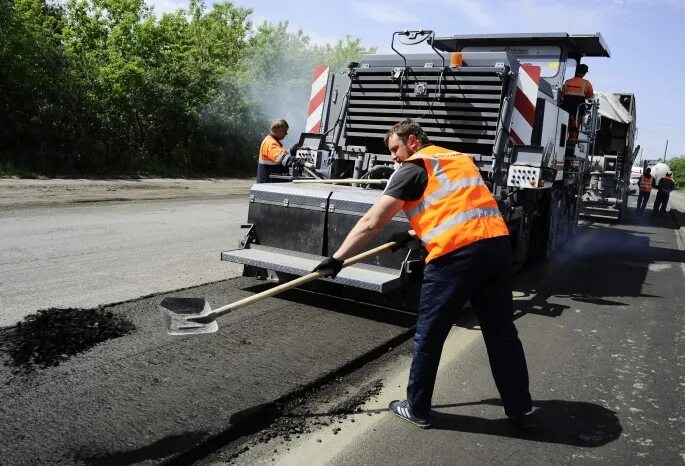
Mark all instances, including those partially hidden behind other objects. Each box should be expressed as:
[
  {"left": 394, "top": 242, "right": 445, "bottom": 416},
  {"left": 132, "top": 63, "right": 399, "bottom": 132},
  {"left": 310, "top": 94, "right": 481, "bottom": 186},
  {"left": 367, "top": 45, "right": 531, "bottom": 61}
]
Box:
[
  {"left": 527, "top": 183, "right": 578, "bottom": 264},
  {"left": 527, "top": 191, "right": 551, "bottom": 263}
]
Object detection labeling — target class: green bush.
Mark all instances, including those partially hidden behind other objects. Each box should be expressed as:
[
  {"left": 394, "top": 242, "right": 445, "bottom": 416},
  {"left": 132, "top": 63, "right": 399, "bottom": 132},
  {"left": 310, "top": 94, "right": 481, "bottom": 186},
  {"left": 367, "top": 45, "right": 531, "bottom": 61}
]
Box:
[
  {"left": 669, "top": 157, "right": 685, "bottom": 190},
  {"left": 0, "top": 0, "right": 372, "bottom": 177},
  {"left": 0, "top": 159, "right": 25, "bottom": 177}
]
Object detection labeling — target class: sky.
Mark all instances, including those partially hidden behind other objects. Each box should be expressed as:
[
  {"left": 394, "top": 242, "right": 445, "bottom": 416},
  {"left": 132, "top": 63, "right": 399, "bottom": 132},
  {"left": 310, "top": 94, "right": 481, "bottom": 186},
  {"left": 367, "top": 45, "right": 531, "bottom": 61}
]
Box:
[{"left": 151, "top": 0, "right": 685, "bottom": 161}]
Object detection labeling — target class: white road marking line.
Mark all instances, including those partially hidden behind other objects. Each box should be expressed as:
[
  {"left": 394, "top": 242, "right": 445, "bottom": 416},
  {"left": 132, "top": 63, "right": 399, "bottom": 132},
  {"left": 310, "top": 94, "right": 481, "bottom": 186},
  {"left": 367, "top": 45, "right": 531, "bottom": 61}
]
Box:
[{"left": 674, "top": 226, "right": 685, "bottom": 278}]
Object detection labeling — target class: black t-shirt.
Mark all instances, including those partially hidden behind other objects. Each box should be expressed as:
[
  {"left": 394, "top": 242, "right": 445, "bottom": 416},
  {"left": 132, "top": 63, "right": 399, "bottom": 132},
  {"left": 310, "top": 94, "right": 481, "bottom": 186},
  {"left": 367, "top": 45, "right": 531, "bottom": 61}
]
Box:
[
  {"left": 383, "top": 161, "right": 428, "bottom": 201},
  {"left": 658, "top": 177, "right": 675, "bottom": 193}
]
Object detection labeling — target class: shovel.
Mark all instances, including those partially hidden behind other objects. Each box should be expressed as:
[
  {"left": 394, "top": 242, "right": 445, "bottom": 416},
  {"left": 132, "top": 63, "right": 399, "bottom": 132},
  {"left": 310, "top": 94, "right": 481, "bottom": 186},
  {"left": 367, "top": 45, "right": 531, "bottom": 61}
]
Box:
[
  {"left": 292, "top": 179, "right": 388, "bottom": 185},
  {"left": 158, "top": 242, "right": 396, "bottom": 336}
]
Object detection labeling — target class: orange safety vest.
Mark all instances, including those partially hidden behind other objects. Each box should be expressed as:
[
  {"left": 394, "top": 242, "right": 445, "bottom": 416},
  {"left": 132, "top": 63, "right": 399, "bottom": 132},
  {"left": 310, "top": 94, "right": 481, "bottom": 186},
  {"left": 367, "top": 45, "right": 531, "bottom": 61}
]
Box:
[
  {"left": 402, "top": 145, "right": 509, "bottom": 263},
  {"left": 562, "top": 77, "right": 593, "bottom": 98},
  {"left": 638, "top": 175, "right": 654, "bottom": 192},
  {"left": 259, "top": 134, "right": 285, "bottom": 165}
]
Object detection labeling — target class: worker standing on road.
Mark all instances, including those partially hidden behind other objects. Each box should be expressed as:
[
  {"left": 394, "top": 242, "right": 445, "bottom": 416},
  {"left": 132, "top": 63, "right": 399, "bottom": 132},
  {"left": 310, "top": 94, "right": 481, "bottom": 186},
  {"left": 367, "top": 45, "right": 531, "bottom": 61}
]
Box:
[
  {"left": 651, "top": 171, "right": 675, "bottom": 217},
  {"left": 561, "top": 63, "right": 594, "bottom": 141},
  {"left": 313, "top": 119, "right": 535, "bottom": 430},
  {"left": 256, "top": 119, "right": 299, "bottom": 183},
  {"left": 637, "top": 167, "right": 656, "bottom": 215}
]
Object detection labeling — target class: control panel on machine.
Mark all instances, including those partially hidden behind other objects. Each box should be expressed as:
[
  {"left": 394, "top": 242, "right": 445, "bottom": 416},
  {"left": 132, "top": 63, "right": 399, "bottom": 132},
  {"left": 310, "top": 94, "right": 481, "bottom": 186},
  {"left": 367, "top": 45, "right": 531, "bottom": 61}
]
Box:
[
  {"left": 294, "top": 132, "right": 325, "bottom": 167},
  {"left": 506, "top": 145, "right": 548, "bottom": 189},
  {"left": 508, "top": 166, "right": 542, "bottom": 188}
]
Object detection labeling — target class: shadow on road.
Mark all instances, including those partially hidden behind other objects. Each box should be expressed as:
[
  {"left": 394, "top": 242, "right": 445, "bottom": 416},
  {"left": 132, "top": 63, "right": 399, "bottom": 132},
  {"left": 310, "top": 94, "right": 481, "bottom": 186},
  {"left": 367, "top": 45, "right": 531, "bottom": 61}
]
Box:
[
  {"left": 619, "top": 205, "right": 681, "bottom": 229},
  {"left": 508, "top": 221, "right": 683, "bottom": 320},
  {"left": 429, "top": 398, "right": 621, "bottom": 447},
  {"left": 74, "top": 431, "right": 208, "bottom": 466}
]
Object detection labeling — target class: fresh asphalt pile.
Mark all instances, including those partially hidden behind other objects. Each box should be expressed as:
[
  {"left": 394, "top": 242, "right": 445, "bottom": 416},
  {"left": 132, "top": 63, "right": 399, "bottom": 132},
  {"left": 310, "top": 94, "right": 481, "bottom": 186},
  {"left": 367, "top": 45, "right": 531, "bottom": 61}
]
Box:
[
  {"left": 0, "top": 277, "right": 414, "bottom": 466},
  {"left": 1, "top": 307, "right": 135, "bottom": 374}
]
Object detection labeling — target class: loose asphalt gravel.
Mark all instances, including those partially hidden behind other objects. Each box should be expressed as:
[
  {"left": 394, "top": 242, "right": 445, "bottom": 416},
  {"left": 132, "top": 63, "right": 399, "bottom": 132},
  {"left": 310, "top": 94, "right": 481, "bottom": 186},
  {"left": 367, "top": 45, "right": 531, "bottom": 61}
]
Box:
[{"left": 0, "top": 278, "right": 415, "bottom": 466}]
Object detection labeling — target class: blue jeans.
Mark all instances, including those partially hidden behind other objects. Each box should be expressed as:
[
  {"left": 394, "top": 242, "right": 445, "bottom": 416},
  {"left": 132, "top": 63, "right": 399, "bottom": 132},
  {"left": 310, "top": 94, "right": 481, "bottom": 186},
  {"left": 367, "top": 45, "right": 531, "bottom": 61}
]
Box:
[{"left": 407, "top": 236, "right": 532, "bottom": 417}]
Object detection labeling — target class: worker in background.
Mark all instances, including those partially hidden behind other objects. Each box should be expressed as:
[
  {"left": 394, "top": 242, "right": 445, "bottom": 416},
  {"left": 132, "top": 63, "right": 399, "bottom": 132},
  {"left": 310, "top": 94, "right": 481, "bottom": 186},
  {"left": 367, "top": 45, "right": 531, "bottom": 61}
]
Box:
[
  {"left": 256, "top": 119, "right": 300, "bottom": 183},
  {"left": 561, "top": 63, "right": 594, "bottom": 140},
  {"left": 636, "top": 167, "right": 656, "bottom": 215},
  {"left": 312, "top": 119, "right": 535, "bottom": 430},
  {"left": 652, "top": 171, "right": 675, "bottom": 217}
]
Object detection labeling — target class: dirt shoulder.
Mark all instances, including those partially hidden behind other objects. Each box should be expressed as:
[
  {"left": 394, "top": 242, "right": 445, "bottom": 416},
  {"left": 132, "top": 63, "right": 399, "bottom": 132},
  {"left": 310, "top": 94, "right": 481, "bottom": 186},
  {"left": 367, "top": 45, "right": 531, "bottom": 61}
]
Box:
[{"left": 0, "top": 178, "right": 255, "bottom": 209}]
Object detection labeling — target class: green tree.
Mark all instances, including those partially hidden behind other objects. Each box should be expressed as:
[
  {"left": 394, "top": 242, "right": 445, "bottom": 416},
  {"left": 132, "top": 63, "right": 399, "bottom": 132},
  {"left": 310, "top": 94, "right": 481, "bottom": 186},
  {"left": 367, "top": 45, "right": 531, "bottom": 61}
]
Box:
[
  {"left": 61, "top": 0, "right": 253, "bottom": 173},
  {"left": 1, "top": 0, "right": 376, "bottom": 176},
  {"left": 0, "top": 0, "right": 72, "bottom": 172},
  {"left": 668, "top": 157, "right": 685, "bottom": 190}
]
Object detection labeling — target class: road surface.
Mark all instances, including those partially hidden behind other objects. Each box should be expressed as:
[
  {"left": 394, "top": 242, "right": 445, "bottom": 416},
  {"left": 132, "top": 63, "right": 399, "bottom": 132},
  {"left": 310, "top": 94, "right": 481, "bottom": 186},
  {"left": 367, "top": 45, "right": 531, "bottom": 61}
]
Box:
[
  {"left": 0, "top": 179, "right": 252, "bottom": 327},
  {"left": 0, "top": 182, "right": 683, "bottom": 465},
  {"left": 205, "top": 196, "right": 685, "bottom": 466}
]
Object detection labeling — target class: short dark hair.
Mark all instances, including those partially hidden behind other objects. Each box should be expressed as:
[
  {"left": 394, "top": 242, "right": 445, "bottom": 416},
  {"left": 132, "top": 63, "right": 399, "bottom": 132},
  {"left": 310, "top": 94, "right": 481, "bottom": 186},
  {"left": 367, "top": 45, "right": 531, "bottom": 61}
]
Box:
[
  {"left": 576, "top": 64, "right": 589, "bottom": 76},
  {"left": 384, "top": 119, "right": 430, "bottom": 147}
]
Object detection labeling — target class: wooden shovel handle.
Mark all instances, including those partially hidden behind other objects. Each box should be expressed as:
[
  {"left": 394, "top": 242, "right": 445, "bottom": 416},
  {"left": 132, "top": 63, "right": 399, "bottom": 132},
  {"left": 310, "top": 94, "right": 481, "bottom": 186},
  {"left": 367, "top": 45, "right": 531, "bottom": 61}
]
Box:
[
  {"left": 210, "top": 242, "right": 396, "bottom": 317},
  {"left": 292, "top": 179, "right": 388, "bottom": 185}
]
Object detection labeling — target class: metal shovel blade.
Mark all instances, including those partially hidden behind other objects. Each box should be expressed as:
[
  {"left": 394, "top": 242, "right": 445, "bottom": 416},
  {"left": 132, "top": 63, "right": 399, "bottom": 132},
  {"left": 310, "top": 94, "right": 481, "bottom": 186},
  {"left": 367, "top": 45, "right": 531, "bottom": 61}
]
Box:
[{"left": 158, "top": 297, "right": 219, "bottom": 335}]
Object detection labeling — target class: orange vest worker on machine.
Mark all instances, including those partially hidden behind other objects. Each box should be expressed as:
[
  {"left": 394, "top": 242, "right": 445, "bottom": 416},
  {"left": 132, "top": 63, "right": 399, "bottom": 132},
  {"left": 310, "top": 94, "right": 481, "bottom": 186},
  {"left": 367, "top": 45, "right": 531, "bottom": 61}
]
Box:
[
  {"left": 256, "top": 119, "right": 300, "bottom": 183},
  {"left": 561, "top": 63, "right": 594, "bottom": 140}
]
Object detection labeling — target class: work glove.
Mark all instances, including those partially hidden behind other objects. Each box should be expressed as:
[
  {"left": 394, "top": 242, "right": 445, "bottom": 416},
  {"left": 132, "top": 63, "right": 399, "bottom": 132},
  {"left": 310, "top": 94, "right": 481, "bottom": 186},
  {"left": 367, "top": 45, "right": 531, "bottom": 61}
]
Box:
[
  {"left": 387, "top": 230, "right": 416, "bottom": 252},
  {"left": 281, "top": 153, "right": 304, "bottom": 169},
  {"left": 291, "top": 155, "right": 305, "bottom": 169},
  {"left": 312, "top": 256, "right": 344, "bottom": 278},
  {"left": 281, "top": 152, "right": 296, "bottom": 168},
  {"left": 289, "top": 145, "right": 300, "bottom": 157},
  {"left": 279, "top": 152, "right": 293, "bottom": 168}
]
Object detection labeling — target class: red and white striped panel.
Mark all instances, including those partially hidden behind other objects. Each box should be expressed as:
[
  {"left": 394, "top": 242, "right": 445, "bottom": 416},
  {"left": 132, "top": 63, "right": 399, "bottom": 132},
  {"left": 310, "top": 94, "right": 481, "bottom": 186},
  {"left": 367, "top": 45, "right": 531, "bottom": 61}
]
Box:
[
  {"left": 509, "top": 64, "right": 541, "bottom": 145},
  {"left": 306, "top": 65, "right": 330, "bottom": 134}
]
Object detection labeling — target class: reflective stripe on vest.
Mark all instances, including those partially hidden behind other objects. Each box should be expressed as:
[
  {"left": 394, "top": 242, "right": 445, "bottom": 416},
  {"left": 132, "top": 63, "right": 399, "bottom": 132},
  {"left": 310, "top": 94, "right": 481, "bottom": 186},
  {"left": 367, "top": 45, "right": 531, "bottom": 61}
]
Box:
[
  {"left": 563, "top": 77, "right": 589, "bottom": 97},
  {"left": 639, "top": 175, "right": 653, "bottom": 192},
  {"left": 259, "top": 135, "right": 284, "bottom": 165},
  {"left": 258, "top": 159, "right": 278, "bottom": 165},
  {"left": 405, "top": 176, "right": 485, "bottom": 219},
  {"left": 402, "top": 145, "right": 509, "bottom": 263}
]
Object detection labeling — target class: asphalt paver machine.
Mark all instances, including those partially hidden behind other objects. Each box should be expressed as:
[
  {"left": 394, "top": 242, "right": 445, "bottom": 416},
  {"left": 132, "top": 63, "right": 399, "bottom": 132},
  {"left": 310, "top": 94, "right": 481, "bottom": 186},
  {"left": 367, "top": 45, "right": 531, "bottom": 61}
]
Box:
[
  {"left": 222, "top": 31, "right": 612, "bottom": 312},
  {"left": 579, "top": 92, "right": 638, "bottom": 222}
]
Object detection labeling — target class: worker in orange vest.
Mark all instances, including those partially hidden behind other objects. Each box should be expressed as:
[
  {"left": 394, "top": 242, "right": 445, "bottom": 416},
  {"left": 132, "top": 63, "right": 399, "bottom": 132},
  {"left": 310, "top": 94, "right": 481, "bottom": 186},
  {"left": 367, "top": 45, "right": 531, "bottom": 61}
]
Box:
[
  {"left": 652, "top": 171, "right": 675, "bottom": 217},
  {"left": 636, "top": 167, "right": 656, "bottom": 215},
  {"left": 561, "top": 64, "right": 594, "bottom": 140},
  {"left": 313, "top": 119, "right": 535, "bottom": 430},
  {"left": 256, "top": 119, "right": 301, "bottom": 183}
]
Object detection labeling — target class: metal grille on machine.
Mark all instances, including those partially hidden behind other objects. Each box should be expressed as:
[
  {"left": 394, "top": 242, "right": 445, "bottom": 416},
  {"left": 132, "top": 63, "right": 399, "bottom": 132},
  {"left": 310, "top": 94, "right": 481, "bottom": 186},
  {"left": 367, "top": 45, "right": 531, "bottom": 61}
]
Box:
[{"left": 344, "top": 67, "right": 506, "bottom": 155}]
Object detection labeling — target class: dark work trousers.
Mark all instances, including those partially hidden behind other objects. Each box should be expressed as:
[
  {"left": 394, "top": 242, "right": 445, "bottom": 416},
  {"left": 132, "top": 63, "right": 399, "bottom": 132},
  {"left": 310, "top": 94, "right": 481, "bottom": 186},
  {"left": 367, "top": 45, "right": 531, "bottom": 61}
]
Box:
[
  {"left": 406, "top": 235, "right": 532, "bottom": 418},
  {"left": 652, "top": 191, "right": 670, "bottom": 216},
  {"left": 256, "top": 163, "right": 287, "bottom": 183},
  {"left": 636, "top": 190, "right": 651, "bottom": 214}
]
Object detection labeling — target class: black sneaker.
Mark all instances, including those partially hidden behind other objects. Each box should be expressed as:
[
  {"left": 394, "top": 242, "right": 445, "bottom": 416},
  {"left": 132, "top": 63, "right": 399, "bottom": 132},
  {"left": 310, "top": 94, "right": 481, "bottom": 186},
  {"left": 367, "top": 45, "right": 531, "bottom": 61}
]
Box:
[
  {"left": 507, "top": 410, "right": 538, "bottom": 430},
  {"left": 388, "top": 399, "right": 431, "bottom": 429}
]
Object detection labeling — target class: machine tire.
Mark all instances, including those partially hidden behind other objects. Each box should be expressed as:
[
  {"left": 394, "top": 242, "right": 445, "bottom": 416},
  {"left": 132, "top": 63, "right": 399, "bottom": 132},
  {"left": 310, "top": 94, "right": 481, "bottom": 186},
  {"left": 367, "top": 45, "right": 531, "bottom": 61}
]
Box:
[{"left": 527, "top": 191, "right": 551, "bottom": 263}]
